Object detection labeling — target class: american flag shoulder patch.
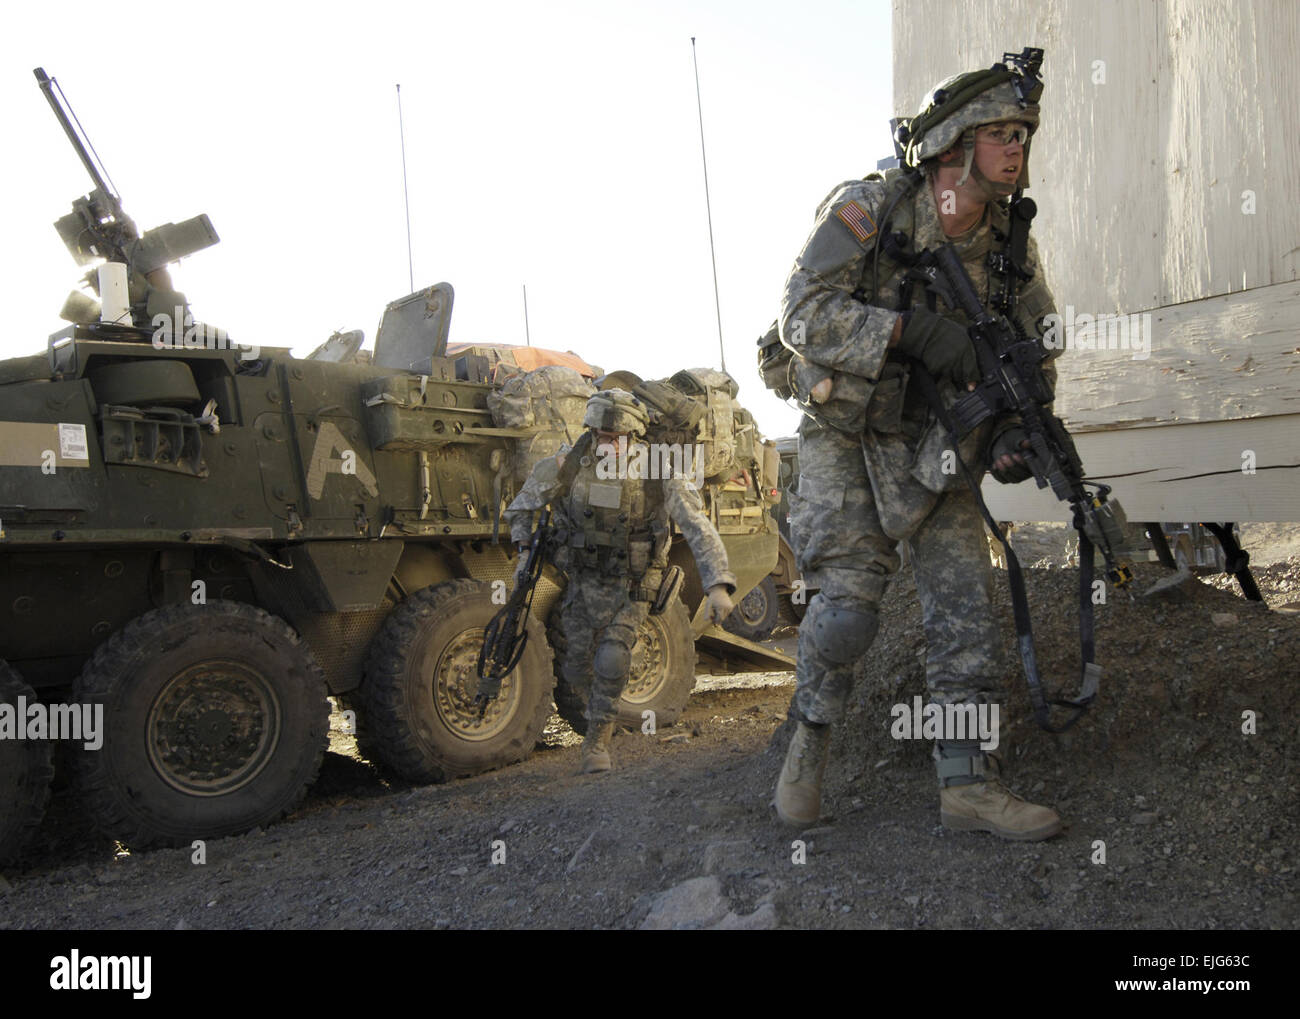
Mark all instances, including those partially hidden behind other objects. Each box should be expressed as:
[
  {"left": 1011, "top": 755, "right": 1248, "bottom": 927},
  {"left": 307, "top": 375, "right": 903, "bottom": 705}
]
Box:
[{"left": 835, "top": 200, "right": 877, "bottom": 243}]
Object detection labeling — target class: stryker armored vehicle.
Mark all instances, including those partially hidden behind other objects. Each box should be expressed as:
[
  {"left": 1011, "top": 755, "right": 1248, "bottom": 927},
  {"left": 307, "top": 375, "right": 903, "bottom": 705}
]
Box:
[{"left": 0, "top": 69, "right": 786, "bottom": 862}]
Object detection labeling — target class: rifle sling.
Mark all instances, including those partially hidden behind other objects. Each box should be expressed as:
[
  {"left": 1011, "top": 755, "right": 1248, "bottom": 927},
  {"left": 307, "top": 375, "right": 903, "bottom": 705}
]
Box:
[{"left": 896, "top": 358, "right": 1098, "bottom": 733}]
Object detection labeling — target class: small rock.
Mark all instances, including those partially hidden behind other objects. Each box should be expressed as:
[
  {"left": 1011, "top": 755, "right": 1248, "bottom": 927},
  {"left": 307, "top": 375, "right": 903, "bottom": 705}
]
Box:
[
  {"left": 174, "top": 918, "right": 191, "bottom": 930},
  {"left": 1131, "top": 811, "right": 1159, "bottom": 825},
  {"left": 661, "top": 733, "right": 690, "bottom": 744},
  {"left": 904, "top": 895, "right": 921, "bottom": 907},
  {"left": 449, "top": 865, "right": 469, "bottom": 877},
  {"left": 639, "top": 876, "right": 730, "bottom": 930},
  {"left": 1211, "top": 612, "right": 1238, "bottom": 628},
  {"left": 1243, "top": 775, "right": 1261, "bottom": 785}
]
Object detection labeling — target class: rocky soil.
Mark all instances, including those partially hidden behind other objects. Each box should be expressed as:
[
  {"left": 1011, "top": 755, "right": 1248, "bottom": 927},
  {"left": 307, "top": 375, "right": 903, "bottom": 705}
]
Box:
[{"left": 1, "top": 543, "right": 1296, "bottom": 930}]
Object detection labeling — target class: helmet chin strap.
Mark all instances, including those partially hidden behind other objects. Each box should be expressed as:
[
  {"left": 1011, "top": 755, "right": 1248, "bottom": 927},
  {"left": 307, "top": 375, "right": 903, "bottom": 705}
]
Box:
[
  {"left": 970, "top": 162, "right": 1017, "bottom": 200},
  {"left": 954, "top": 127, "right": 1025, "bottom": 201}
]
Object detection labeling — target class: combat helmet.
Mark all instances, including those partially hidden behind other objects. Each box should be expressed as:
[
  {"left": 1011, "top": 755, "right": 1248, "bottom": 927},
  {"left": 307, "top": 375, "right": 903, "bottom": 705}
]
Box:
[
  {"left": 583, "top": 389, "right": 648, "bottom": 437},
  {"left": 896, "top": 47, "right": 1044, "bottom": 195}
]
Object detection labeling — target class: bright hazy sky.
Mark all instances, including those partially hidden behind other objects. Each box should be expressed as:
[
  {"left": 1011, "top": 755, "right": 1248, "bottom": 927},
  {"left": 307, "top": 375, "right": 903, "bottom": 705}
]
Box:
[{"left": 3, "top": 0, "right": 895, "bottom": 439}]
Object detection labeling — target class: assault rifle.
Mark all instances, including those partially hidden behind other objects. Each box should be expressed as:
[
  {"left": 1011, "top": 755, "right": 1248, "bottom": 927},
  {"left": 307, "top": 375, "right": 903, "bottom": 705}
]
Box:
[
  {"left": 927, "top": 241, "right": 1131, "bottom": 588},
  {"left": 892, "top": 233, "right": 1133, "bottom": 731},
  {"left": 476, "top": 509, "right": 555, "bottom": 715}
]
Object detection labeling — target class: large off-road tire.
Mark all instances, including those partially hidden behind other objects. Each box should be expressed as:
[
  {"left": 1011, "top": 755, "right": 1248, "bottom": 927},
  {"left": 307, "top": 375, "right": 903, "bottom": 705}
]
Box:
[
  {"left": 549, "top": 597, "right": 696, "bottom": 735},
  {"left": 358, "top": 579, "right": 555, "bottom": 783},
  {"left": 723, "top": 575, "right": 779, "bottom": 642},
  {"left": 71, "top": 601, "right": 329, "bottom": 848},
  {"left": 0, "top": 661, "right": 55, "bottom": 867}
]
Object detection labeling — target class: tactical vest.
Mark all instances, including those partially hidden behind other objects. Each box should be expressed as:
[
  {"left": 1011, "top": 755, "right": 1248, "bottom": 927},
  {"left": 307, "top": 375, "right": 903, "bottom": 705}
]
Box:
[{"left": 553, "top": 432, "right": 670, "bottom": 584}]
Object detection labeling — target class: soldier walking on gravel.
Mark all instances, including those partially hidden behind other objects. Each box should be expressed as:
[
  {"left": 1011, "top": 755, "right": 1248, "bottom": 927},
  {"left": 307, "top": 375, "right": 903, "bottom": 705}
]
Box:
[
  {"left": 505, "top": 390, "right": 736, "bottom": 773},
  {"left": 772, "top": 50, "right": 1065, "bottom": 840}
]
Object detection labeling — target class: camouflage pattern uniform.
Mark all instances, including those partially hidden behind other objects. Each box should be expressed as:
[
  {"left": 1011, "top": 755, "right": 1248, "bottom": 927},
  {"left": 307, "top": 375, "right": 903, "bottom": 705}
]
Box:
[
  {"left": 783, "top": 166, "right": 1060, "bottom": 733},
  {"left": 505, "top": 433, "right": 735, "bottom": 734}
]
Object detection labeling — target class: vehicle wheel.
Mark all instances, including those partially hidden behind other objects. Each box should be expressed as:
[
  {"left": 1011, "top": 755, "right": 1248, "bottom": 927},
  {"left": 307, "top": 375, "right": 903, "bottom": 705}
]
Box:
[
  {"left": 0, "top": 661, "right": 55, "bottom": 867},
  {"left": 549, "top": 598, "right": 696, "bottom": 734},
  {"left": 358, "top": 579, "right": 555, "bottom": 783},
  {"left": 71, "top": 601, "right": 329, "bottom": 848},
  {"left": 723, "top": 575, "right": 779, "bottom": 642},
  {"left": 780, "top": 594, "right": 808, "bottom": 624}
]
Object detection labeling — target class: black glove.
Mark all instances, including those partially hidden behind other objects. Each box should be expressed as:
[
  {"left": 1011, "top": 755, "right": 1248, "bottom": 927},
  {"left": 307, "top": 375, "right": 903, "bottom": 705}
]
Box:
[
  {"left": 989, "top": 427, "right": 1033, "bottom": 484},
  {"left": 896, "top": 309, "right": 979, "bottom": 385}
]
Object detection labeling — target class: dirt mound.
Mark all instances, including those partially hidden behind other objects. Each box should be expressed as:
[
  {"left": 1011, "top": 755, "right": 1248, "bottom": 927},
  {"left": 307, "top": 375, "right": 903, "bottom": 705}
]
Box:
[{"left": 797, "top": 558, "right": 1297, "bottom": 888}]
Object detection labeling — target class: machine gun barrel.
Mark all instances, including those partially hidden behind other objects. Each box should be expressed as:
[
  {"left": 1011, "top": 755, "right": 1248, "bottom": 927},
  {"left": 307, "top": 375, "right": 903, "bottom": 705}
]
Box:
[{"left": 34, "top": 67, "right": 122, "bottom": 210}]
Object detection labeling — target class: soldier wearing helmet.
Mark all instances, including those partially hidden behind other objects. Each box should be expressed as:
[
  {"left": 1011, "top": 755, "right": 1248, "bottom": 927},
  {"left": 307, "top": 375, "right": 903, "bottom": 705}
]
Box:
[
  {"left": 773, "top": 49, "right": 1065, "bottom": 840},
  {"left": 505, "top": 389, "right": 735, "bottom": 773}
]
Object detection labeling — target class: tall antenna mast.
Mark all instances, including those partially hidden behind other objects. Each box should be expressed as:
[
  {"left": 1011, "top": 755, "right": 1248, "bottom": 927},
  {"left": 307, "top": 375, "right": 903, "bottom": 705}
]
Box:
[
  {"left": 396, "top": 83, "right": 415, "bottom": 293},
  {"left": 690, "top": 37, "right": 726, "bottom": 372},
  {"left": 522, "top": 283, "right": 532, "bottom": 346}
]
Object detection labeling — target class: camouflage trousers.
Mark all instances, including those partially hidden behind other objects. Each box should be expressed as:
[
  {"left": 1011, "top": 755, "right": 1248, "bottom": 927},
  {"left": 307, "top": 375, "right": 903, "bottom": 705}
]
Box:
[
  {"left": 558, "top": 570, "right": 650, "bottom": 728},
  {"left": 788, "top": 418, "right": 1005, "bottom": 726}
]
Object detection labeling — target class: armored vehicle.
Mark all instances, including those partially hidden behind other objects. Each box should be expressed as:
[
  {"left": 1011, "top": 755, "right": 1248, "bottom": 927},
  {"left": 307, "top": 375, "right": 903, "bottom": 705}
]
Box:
[{"left": 0, "top": 69, "right": 785, "bottom": 862}]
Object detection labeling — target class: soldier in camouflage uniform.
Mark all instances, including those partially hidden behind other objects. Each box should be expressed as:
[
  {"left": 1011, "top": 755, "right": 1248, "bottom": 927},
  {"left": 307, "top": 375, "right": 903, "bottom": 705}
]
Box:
[
  {"left": 774, "top": 55, "right": 1064, "bottom": 840},
  {"left": 505, "top": 390, "right": 736, "bottom": 773}
]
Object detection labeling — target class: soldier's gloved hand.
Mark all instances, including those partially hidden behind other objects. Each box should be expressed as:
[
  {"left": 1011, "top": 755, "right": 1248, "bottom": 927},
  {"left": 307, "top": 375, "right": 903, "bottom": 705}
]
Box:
[
  {"left": 705, "top": 585, "right": 734, "bottom": 625},
  {"left": 896, "top": 308, "right": 979, "bottom": 385},
  {"left": 989, "top": 427, "right": 1034, "bottom": 484}
]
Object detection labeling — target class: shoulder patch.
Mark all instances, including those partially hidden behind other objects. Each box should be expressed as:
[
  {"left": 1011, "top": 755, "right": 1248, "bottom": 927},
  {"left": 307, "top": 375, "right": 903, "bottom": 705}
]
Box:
[{"left": 835, "top": 200, "right": 877, "bottom": 244}]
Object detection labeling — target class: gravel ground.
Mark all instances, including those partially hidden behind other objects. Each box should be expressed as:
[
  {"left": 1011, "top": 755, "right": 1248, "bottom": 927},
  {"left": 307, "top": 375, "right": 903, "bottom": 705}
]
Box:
[{"left": 1, "top": 550, "right": 1295, "bottom": 930}]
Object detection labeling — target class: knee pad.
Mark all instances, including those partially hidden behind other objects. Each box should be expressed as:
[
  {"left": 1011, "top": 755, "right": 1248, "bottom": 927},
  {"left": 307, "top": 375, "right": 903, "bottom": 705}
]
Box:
[
  {"left": 805, "top": 597, "right": 879, "bottom": 665},
  {"left": 593, "top": 640, "right": 632, "bottom": 682}
]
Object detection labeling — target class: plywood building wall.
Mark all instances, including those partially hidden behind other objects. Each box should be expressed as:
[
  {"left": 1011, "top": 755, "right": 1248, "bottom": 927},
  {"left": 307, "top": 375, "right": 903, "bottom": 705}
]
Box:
[{"left": 892, "top": 0, "right": 1298, "bottom": 520}]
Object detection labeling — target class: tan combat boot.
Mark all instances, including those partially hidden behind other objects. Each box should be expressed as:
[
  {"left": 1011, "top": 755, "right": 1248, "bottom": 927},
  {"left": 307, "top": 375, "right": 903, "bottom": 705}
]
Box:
[
  {"left": 580, "top": 721, "right": 616, "bottom": 774},
  {"left": 940, "top": 779, "right": 1063, "bottom": 841},
  {"left": 774, "top": 721, "right": 830, "bottom": 827}
]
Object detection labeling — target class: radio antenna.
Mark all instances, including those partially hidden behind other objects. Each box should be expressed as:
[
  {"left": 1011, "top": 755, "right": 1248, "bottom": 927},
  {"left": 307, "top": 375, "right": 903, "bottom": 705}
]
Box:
[
  {"left": 396, "top": 83, "right": 415, "bottom": 293},
  {"left": 690, "top": 37, "right": 726, "bottom": 372}
]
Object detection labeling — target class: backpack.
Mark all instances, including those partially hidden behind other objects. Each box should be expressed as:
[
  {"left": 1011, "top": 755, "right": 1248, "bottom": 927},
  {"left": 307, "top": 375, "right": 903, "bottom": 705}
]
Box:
[{"left": 487, "top": 365, "right": 595, "bottom": 487}]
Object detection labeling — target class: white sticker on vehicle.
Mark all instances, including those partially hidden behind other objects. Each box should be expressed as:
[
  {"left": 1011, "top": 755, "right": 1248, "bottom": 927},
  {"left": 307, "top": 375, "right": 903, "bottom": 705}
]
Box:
[{"left": 58, "top": 422, "right": 89, "bottom": 461}]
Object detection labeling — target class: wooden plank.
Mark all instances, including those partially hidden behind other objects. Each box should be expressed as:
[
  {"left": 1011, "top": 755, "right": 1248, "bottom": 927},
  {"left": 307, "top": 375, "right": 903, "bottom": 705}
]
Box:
[
  {"left": 980, "top": 414, "right": 1300, "bottom": 522},
  {"left": 1159, "top": 0, "right": 1300, "bottom": 304},
  {"left": 1052, "top": 278, "right": 1300, "bottom": 429}
]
